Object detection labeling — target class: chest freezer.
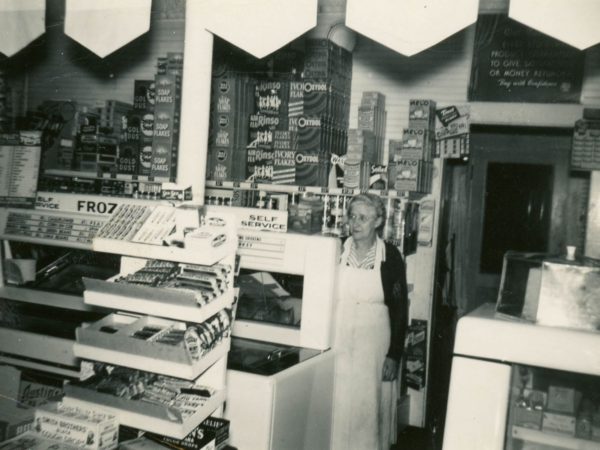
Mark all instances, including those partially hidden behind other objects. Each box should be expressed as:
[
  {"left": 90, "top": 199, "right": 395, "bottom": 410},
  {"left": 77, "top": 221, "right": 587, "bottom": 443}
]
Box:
[
  {"left": 443, "top": 303, "right": 600, "bottom": 450},
  {"left": 224, "top": 230, "right": 340, "bottom": 450}
]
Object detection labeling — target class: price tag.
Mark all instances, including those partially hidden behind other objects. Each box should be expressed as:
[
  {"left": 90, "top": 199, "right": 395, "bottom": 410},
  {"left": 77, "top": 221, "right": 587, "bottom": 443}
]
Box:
[
  {"left": 215, "top": 180, "right": 223, "bottom": 187},
  {"left": 342, "top": 187, "right": 353, "bottom": 195},
  {"left": 360, "top": 188, "right": 368, "bottom": 194},
  {"left": 233, "top": 181, "right": 241, "bottom": 188},
  {"left": 249, "top": 183, "right": 258, "bottom": 189},
  {"left": 380, "top": 189, "right": 387, "bottom": 196},
  {"left": 320, "top": 187, "right": 329, "bottom": 194},
  {"left": 297, "top": 185, "right": 306, "bottom": 193}
]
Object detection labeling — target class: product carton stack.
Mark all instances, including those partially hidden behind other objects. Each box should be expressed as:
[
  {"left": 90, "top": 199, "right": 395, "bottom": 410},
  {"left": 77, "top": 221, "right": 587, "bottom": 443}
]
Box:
[
  {"left": 388, "top": 99, "right": 435, "bottom": 193},
  {"left": 150, "top": 72, "right": 181, "bottom": 181},
  {"left": 207, "top": 68, "right": 255, "bottom": 182},
  {"left": 247, "top": 76, "right": 290, "bottom": 183},
  {"left": 125, "top": 79, "right": 155, "bottom": 177},
  {"left": 207, "top": 38, "right": 352, "bottom": 187},
  {"left": 357, "top": 91, "right": 387, "bottom": 164},
  {"left": 150, "top": 52, "right": 185, "bottom": 182},
  {"left": 120, "top": 53, "right": 184, "bottom": 181},
  {"left": 343, "top": 92, "right": 386, "bottom": 190}
]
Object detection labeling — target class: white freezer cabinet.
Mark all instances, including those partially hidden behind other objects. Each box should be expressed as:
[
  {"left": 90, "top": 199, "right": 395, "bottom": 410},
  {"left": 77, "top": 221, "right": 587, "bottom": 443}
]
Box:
[{"left": 443, "top": 303, "right": 600, "bottom": 450}]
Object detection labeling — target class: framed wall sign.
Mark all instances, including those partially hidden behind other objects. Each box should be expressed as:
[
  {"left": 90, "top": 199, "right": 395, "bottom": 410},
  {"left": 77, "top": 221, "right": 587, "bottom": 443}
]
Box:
[{"left": 468, "top": 15, "right": 584, "bottom": 103}]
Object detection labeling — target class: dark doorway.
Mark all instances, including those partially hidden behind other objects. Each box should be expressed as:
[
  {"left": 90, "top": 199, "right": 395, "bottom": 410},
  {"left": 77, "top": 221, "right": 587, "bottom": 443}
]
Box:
[{"left": 480, "top": 162, "right": 553, "bottom": 273}]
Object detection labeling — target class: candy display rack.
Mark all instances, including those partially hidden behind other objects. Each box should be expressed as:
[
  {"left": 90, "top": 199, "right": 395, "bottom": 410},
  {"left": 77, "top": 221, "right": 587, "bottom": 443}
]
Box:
[{"left": 66, "top": 205, "right": 238, "bottom": 438}]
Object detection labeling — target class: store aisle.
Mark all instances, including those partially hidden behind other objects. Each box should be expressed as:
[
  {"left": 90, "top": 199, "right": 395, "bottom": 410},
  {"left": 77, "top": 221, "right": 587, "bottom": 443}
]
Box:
[{"left": 392, "top": 426, "right": 435, "bottom": 450}]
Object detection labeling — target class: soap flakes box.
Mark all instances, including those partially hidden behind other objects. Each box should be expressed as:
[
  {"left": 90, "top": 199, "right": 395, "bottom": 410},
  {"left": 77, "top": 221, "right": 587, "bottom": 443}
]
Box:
[{"left": 33, "top": 401, "right": 118, "bottom": 450}]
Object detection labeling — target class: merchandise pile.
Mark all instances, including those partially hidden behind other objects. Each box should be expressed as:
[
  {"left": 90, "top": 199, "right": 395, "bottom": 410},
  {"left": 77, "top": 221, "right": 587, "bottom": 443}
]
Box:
[
  {"left": 206, "top": 38, "right": 353, "bottom": 187},
  {"left": 387, "top": 99, "right": 435, "bottom": 194}
]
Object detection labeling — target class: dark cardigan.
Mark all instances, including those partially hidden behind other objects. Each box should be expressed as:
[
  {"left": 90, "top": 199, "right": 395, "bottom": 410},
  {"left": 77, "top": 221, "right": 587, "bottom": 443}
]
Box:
[
  {"left": 341, "top": 238, "right": 409, "bottom": 362},
  {"left": 381, "top": 242, "right": 409, "bottom": 363}
]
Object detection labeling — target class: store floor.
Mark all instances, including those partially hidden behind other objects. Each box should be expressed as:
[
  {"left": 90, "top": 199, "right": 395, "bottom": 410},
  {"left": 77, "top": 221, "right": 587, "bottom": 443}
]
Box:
[{"left": 393, "top": 426, "right": 435, "bottom": 450}]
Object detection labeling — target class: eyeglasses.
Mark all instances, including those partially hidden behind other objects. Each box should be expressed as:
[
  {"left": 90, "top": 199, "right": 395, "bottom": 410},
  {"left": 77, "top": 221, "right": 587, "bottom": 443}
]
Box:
[{"left": 348, "top": 214, "right": 377, "bottom": 224}]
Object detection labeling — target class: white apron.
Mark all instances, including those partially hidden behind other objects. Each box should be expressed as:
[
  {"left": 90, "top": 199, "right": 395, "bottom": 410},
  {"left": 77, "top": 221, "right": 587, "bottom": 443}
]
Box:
[{"left": 331, "top": 238, "right": 397, "bottom": 450}]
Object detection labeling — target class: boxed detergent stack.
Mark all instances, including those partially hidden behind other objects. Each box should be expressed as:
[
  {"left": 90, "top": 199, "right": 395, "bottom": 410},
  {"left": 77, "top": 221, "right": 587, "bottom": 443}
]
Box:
[
  {"left": 150, "top": 73, "right": 181, "bottom": 181},
  {"left": 247, "top": 76, "right": 290, "bottom": 183},
  {"left": 124, "top": 79, "right": 155, "bottom": 176},
  {"left": 289, "top": 40, "right": 352, "bottom": 187},
  {"left": 207, "top": 67, "right": 254, "bottom": 182},
  {"left": 388, "top": 99, "right": 435, "bottom": 193}
]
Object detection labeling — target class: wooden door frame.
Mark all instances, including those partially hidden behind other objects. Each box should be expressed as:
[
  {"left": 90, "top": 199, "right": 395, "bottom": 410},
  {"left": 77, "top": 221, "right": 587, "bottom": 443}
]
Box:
[{"left": 465, "top": 126, "right": 571, "bottom": 311}]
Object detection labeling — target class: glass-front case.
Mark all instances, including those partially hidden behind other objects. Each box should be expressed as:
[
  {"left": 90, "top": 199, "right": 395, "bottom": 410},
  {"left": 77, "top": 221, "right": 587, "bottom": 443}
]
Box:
[
  {"left": 4, "top": 242, "right": 119, "bottom": 295},
  {"left": 227, "top": 337, "right": 321, "bottom": 376},
  {"left": 505, "top": 364, "right": 600, "bottom": 449},
  {"left": 236, "top": 269, "right": 303, "bottom": 328}
]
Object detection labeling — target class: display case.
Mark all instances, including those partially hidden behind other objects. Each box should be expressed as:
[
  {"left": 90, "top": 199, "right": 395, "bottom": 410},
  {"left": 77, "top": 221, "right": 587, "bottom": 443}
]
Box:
[
  {"left": 443, "top": 303, "right": 600, "bottom": 450},
  {"left": 223, "top": 230, "right": 340, "bottom": 450},
  {"left": 64, "top": 206, "right": 237, "bottom": 438}
]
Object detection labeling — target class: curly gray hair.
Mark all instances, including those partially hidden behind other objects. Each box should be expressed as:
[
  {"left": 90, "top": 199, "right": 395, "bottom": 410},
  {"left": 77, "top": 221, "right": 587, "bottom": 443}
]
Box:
[{"left": 347, "top": 193, "right": 386, "bottom": 234}]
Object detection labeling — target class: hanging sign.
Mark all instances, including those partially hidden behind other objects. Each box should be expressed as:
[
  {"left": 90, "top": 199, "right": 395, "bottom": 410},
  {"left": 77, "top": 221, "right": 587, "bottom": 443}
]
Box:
[
  {"left": 468, "top": 15, "right": 584, "bottom": 103},
  {"left": 345, "top": 0, "right": 478, "bottom": 57},
  {"left": 0, "top": 0, "right": 45, "bottom": 57},
  {"left": 509, "top": 0, "right": 600, "bottom": 51},
  {"left": 200, "top": 0, "right": 318, "bottom": 59},
  {"left": 64, "top": 0, "right": 152, "bottom": 58}
]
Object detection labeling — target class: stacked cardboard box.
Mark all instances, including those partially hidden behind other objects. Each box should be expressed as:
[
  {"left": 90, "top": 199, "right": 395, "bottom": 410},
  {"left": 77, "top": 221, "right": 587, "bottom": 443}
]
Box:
[
  {"left": 358, "top": 92, "right": 386, "bottom": 164},
  {"left": 246, "top": 76, "right": 290, "bottom": 183},
  {"left": 388, "top": 99, "right": 435, "bottom": 193},
  {"left": 150, "top": 73, "right": 181, "bottom": 181},
  {"left": 126, "top": 80, "right": 155, "bottom": 176},
  {"left": 207, "top": 69, "right": 254, "bottom": 182}
]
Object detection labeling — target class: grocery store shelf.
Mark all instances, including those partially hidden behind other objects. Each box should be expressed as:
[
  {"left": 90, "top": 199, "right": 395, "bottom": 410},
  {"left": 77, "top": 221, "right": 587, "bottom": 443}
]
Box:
[
  {"left": 92, "top": 238, "right": 236, "bottom": 266},
  {"left": 0, "top": 327, "right": 78, "bottom": 370},
  {"left": 0, "top": 286, "right": 104, "bottom": 312},
  {"left": 83, "top": 279, "right": 234, "bottom": 324},
  {"left": 73, "top": 338, "right": 230, "bottom": 380},
  {"left": 0, "top": 355, "right": 80, "bottom": 379},
  {"left": 44, "top": 169, "right": 170, "bottom": 184},
  {"left": 64, "top": 385, "right": 226, "bottom": 440},
  {"left": 512, "top": 426, "right": 599, "bottom": 450},
  {"left": 205, "top": 180, "right": 426, "bottom": 199}
]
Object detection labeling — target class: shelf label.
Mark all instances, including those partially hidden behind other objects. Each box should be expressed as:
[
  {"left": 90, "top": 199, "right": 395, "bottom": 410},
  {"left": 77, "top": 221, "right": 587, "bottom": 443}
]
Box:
[
  {"left": 232, "top": 181, "right": 241, "bottom": 188},
  {"left": 1, "top": 210, "right": 105, "bottom": 244},
  {"left": 0, "top": 145, "right": 41, "bottom": 208},
  {"left": 238, "top": 232, "right": 286, "bottom": 262},
  {"left": 35, "top": 194, "right": 151, "bottom": 216},
  {"left": 297, "top": 185, "right": 306, "bottom": 192}
]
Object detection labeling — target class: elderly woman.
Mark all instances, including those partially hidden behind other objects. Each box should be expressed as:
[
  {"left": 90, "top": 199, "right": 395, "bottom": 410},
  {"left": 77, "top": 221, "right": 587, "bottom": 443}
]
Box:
[{"left": 331, "top": 193, "right": 409, "bottom": 450}]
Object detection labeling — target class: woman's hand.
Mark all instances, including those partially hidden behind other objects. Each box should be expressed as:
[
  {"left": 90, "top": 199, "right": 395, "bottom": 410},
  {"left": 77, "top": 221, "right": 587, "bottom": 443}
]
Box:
[{"left": 382, "top": 357, "right": 398, "bottom": 381}]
